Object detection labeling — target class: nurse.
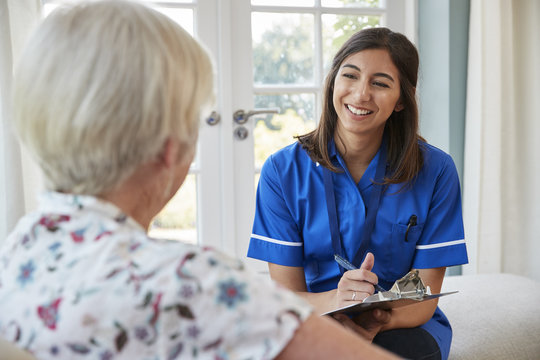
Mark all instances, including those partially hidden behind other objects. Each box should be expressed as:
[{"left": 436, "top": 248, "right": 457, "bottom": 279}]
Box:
[{"left": 248, "top": 27, "right": 468, "bottom": 360}]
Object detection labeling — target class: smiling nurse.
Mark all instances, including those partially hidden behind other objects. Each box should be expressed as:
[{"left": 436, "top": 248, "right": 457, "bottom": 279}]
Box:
[{"left": 248, "top": 28, "right": 468, "bottom": 360}]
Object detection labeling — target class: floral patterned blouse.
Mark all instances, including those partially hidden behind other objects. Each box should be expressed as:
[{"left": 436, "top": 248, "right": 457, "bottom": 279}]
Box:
[{"left": 0, "top": 192, "right": 312, "bottom": 359}]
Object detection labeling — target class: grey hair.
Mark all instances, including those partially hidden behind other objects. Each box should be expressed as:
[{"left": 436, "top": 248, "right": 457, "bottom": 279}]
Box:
[{"left": 13, "top": 0, "right": 214, "bottom": 194}]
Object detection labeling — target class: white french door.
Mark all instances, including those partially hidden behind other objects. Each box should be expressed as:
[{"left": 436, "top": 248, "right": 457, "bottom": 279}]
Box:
[
  {"left": 195, "top": 0, "right": 417, "bottom": 271},
  {"left": 42, "top": 0, "right": 416, "bottom": 271},
  {"left": 153, "top": 0, "right": 417, "bottom": 271}
]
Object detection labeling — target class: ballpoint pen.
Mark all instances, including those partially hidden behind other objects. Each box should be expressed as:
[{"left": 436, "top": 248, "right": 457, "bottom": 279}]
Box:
[{"left": 334, "top": 254, "right": 386, "bottom": 293}]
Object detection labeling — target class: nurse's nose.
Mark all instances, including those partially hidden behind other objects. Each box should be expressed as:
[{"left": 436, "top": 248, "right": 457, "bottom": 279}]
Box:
[{"left": 353, "top": 79, "right": 371, "bottom": 102}]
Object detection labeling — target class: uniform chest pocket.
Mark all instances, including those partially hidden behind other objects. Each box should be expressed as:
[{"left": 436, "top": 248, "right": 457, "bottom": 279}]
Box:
[{"left": 384, "top": 221, "right": 425, "bottom": 280}]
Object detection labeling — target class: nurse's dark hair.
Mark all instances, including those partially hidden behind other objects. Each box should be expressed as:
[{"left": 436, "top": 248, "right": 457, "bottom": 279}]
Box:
[{"left": 296, "top": 27, "right": 424, "bottom": 185}]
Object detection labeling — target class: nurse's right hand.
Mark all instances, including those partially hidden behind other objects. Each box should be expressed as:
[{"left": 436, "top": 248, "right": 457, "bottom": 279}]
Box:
[{"left": 335, "top": 252, "right": 379, "bottom": 309}]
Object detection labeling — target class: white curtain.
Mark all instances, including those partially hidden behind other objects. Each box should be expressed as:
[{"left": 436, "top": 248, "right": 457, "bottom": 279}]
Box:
[
  {"left": 463, "top": 0, "right": 540, "bottom": 281},
  {"left": 0, "top": 0, "right": 42, "bottom": 242}
]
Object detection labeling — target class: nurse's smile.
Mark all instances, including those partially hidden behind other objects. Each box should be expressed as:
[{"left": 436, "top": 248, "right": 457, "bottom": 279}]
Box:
[
  {"left": 346, "top": 104, "right": 373, "bottom": 116},
  {"left": 333, "top": 48, "right": 403, "bottom": 141}
]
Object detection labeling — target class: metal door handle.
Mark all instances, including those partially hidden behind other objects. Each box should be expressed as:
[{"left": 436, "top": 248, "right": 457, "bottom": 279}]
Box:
[
  {"left": 234, "top": 126, "right": 249, "bottom": 140},
  {"left": 233, "top": 108, "right": 279, "bottom": 124},
  {"left": 206, "top": 111, "right": 221, "bottom": 126}
]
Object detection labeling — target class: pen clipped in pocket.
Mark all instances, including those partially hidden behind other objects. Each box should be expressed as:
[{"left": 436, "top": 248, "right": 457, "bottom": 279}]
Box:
[
  {"left": 404, "top": 214, "right": 417, "bottom": 242},
  {"left": 392, "top": 215, "right": 423, "bottom": 244},
  {"left": 386, "top": 216, "right": 424, "bottom": 278}
]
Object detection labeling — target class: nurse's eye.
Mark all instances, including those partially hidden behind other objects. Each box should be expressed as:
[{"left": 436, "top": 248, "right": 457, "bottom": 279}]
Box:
[
  {"left": 373, "top": 81, "right": 390, "bottom": 88},
  {"left": 342, "top": 73, "right": 357, "bottom": 80}
]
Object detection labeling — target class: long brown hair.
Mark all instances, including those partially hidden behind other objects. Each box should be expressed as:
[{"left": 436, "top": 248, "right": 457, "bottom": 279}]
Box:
[{"left": 296, "top": 27, "right": 423, "bottom": 185}]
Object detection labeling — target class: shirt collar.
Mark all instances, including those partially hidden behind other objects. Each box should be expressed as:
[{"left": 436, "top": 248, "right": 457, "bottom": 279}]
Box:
[
  {"left": 38, "top": 191, "right": 145, "bottom": 232},
  {"left": 327, "top": 138, "right": 383, "bottom": 190}
]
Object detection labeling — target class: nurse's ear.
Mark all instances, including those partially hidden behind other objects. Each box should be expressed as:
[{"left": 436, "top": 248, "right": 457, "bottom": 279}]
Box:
[{"left": 394, "top": 85, "right": 415, "bottom": 113}]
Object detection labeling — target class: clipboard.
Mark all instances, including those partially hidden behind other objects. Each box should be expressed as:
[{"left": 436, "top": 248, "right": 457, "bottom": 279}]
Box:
[
  {"left": 322, "top": 291, "right": 458, "bottom": 316},
  {"left": 321, "top": 269, "right": 458, "bottom": 316}
]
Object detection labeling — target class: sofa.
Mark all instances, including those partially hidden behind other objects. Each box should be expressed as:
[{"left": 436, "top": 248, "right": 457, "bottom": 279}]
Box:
[
  {"left": 439, "top": 273, "right": 540, "bottom": 359},
  {"left": 0, "top": 338, "right": 35, "bottom": 360}
]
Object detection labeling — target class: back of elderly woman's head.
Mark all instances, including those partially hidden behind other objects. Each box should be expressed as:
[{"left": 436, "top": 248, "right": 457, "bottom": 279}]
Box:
[{"left": 13, "top": 0, "right": 213, "bottom": 195}]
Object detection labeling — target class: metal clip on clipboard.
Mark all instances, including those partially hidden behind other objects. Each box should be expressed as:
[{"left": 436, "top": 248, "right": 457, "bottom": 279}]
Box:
[
  {"left": 366, "top": 269, "right": 432, "bottom": 302},
  {"left": 322, "top": 270, "right": 458, "bottom": 316}
]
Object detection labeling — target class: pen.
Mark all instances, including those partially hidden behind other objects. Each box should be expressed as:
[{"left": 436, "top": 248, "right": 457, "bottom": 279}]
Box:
[
  {"left": 334, "top": 254, "right": 386, "bottom": 293},
  {"left": 404, "top": 214, "right": 417, "bottom": 242}
]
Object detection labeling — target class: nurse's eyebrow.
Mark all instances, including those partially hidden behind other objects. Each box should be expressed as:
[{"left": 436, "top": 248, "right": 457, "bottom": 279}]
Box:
[{"left": 341, "top": 64, "right": 395, "bottom": 83}]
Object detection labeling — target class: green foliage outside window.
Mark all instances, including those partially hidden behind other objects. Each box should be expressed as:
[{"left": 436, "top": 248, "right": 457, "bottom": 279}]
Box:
[
  {"left": 254, "top": 109, "right": 316, "bottom": 168},
  {"left": 154, "top": 2, "right": 382, "bottom": 233},
  {"left": 253, "top": 10, "right": 380, "bottom": 127}
]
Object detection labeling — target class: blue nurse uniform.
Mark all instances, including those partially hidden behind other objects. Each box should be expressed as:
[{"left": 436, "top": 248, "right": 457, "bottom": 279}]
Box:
[{"left": 247, "top": 140, "right": 468, "bottom": 360}]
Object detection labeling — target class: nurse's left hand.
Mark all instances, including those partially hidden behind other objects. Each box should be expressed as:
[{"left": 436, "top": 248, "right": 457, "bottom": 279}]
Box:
[
  {"left": 333, "top": 308, "right": 391, "bottom": 342},
  {"left": 335, "top": 252, "right": 379, "bottom": 308}
]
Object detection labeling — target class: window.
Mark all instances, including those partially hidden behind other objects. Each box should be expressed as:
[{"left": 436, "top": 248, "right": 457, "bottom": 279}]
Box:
[{"left": 40, "top": 0, "right": 415, "bottom": 259}]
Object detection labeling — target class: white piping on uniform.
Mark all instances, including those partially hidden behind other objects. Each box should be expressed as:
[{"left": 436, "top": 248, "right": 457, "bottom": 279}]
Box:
[
  {"left": 416, "top": 239, "right": 466, "bottom": 250},
  {"left": 251, "top": 234, "right": 303, "bottom": 247}
]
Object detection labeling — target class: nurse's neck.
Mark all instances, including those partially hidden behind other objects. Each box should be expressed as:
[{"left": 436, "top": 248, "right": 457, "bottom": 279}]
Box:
[{"left": 334, "top": 128, "right": 384, "bottom": 184}]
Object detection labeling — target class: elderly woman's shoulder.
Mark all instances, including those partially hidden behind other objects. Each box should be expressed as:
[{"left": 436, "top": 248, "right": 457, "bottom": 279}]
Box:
[{"left": 136, "top": 235, "right": 246, "bottom": 274}]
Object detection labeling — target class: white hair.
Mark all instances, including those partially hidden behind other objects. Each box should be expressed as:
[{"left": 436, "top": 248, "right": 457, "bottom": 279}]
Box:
[{"left": 13, "top": 0, "right": 214, "bottom": 195}]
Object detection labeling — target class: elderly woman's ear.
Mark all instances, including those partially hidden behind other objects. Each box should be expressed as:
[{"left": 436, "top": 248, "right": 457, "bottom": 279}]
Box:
[
  {"left": 159, "top": 137, "right": 181, "bottom": 169},
  {"left": 158, "top": 137, "right": 195, "bottom": 169}
]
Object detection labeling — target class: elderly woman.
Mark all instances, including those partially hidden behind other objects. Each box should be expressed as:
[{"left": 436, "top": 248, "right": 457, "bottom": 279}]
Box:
[{"left": 0, "top": 1, "right": 398, "bottom": 359}]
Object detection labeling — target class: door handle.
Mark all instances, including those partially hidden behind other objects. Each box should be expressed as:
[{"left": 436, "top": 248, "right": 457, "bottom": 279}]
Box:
[
  {"left": 234, "top": 126, "right": 249, "bottom": 140},
  {"left": 205, "top": 110, "right": 221, "bottom": 126},
  {"left": 233, "top": 108, "right": 280, "bottom": 125}
]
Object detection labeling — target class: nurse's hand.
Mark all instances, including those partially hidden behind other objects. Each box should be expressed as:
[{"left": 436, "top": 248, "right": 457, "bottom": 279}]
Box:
[
  {"left": 332, "top": 308, "right": 391, "bottom": 342},
  {"left": 335, "top": 252, "right": 379, "bottom": 309}
]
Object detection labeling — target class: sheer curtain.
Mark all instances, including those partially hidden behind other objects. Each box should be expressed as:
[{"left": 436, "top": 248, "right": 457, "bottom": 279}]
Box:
[
  {"left": 463, "top": 0, "right": 540, "bottom": 281},
  {"left": 0, "top": 0, "right": 42, "bottom": 243}
]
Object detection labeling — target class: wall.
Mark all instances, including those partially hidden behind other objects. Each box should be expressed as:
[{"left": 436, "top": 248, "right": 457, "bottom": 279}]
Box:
[
  {"left": 417, "top": 0, "right": 470, "bottom": 275},
  {"left": 418, "top": 0, "right": 469, "bottom": 180}
]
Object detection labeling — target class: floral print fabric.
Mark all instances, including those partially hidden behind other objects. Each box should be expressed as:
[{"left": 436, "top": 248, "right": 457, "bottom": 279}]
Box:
[{"left": 0, "top": 192, "right": 312, "bottom": 359}]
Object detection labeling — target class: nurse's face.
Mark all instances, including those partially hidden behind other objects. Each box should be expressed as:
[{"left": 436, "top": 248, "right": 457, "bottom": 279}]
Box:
[{"left": 333, "top": 49, "right": 403, "bottom": 142}]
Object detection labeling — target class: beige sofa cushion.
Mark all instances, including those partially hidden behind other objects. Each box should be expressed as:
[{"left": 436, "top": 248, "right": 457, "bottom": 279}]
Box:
[
  {"left": 0, "top": 338, "right": 36, "bottom": 360},
  {"left": 440, "top": 273, "right": 540, "bottom": 360}
]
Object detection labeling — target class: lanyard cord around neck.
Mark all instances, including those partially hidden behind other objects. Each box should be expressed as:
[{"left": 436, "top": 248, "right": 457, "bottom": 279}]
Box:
[{"left": 322, "top": 139, "right": 388, "bottom": 274}]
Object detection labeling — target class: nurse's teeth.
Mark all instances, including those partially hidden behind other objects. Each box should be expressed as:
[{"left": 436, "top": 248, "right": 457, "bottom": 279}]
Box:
[{"left": 347, "top": 104, "right": 372, "bottom": 115}]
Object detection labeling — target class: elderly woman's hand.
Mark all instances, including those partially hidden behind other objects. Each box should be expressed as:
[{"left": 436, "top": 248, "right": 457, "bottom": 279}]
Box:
[{"left": 334, "top": 252, "right": 379, "bottom": 309}]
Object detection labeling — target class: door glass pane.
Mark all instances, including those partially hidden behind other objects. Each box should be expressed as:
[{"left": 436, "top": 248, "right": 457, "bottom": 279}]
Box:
[
  {"left": 252, "top": 12, "right": 314, "bottom": 85},
  {"left": 253, "top": 94, "right": 316, "bottom": 169},
  {"left": 322, "top": 0, "right": 381, "bottom": 7},
  {"left": 149, "top": 174, "right": 198, "bottom": 244},
  {"left": 252, "top": 0, "right": 314, "bottom": 6},
  {"left": 321, "top": 14, "right": 381, "bottom": 73}
]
